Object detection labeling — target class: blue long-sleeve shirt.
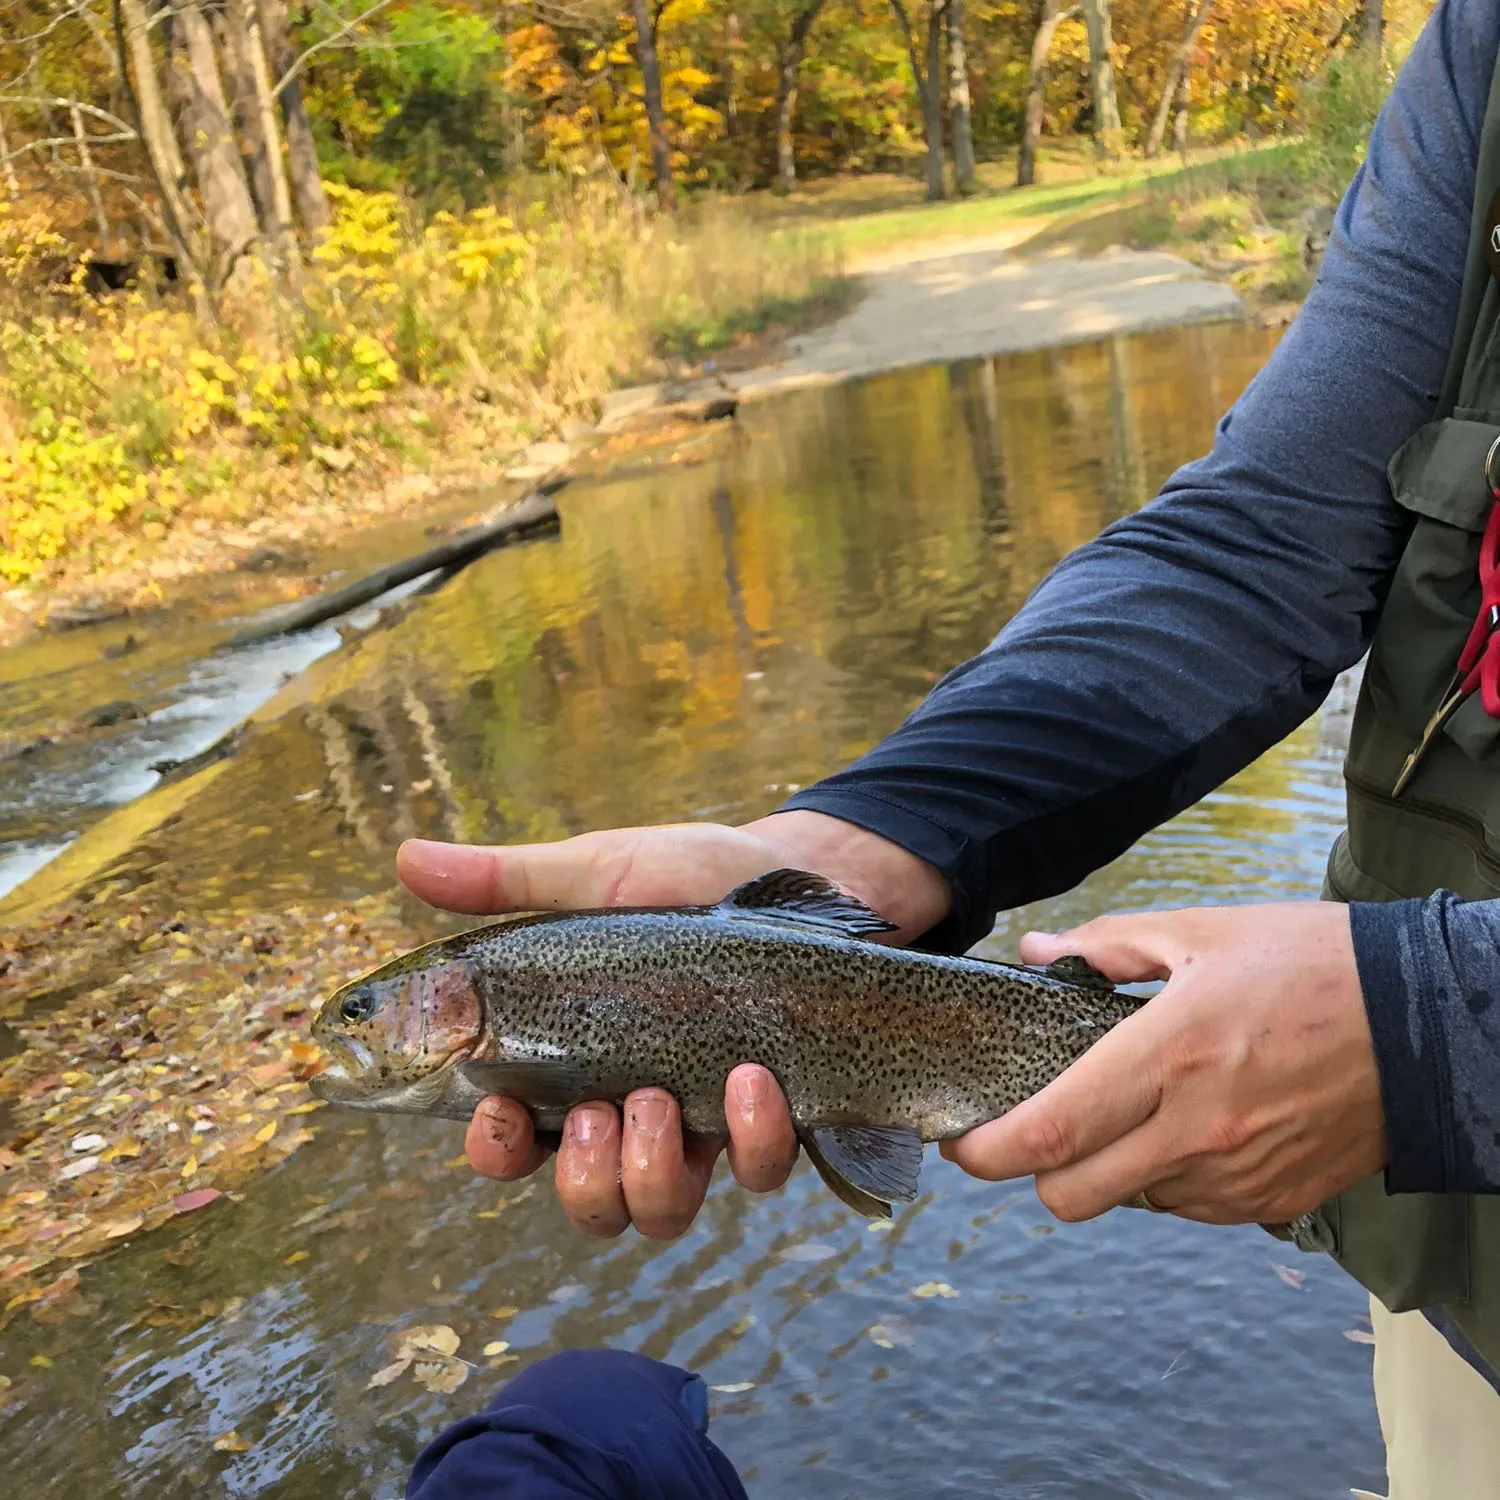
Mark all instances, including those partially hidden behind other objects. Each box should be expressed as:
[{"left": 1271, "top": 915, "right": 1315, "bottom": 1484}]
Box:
[{"left": 787, "top": 0, "right": 1500, "bottom": 1228}]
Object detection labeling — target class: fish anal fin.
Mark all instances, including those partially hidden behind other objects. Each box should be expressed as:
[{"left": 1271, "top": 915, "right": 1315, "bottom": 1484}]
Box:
[
  {"left": 1042, "top": 954, "right": 1116, "bottom": 992},
  {"left": 721, "top": 869, "right": 897, "bottom": 939},
  {"left": 799, "top": 1123, "right": 923, "bottom": 1219}
]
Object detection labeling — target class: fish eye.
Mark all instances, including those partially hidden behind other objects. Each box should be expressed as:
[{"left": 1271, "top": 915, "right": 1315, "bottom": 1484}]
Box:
[{"left": 339, "top": 988, "right": 377, "bottom": 1024}]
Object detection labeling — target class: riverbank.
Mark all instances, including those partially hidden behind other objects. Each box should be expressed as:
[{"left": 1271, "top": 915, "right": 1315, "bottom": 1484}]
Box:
[{"left": 0, "top": 144, "right": 1330, "bottom": 652}]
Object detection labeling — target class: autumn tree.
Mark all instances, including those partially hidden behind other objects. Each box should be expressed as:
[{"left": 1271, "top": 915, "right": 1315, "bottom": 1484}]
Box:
[
  {"left": 889, "top": 0, "right": 948, "bottom": 200},
  {"left": 1079, "top": 0, "right": 1121, "bottom": 154},
  {"left": 771, "top": 0, "right": 827, "bottom": 192}
]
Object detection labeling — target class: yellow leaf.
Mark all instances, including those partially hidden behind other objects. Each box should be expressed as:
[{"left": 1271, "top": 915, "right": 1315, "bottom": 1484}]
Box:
[
  {"left": 910, "top": 1281, "right": 958, "bottom": 1300},
  {"left": 283, "top": 1250, "right": 309, "bottom": 1266},
  {"left": 489, "top": 1306, "right": 519, "bottom": 1320},
  {"left": 366, "top": 1358, "right": 410, "bottom": 1389},
  {"left": 254, "top": 1121, "right": 277, "bottom": 1145},
  {"left": 482, "top": 1340, "right": 510, "bottom": 1357},
  {"left": 30, "top": 1355, "right": 52, "bottom": 1369},
  {"left": 180, "top": 1155, "right": 198, "bottom": 1179},
  {"left": 212, "top": 1431, "right": 251, "bottom": 1453},
  {"left": 102, "top": 1214, "right": 144, "bottom": 1239},
  {"left": 411, "top": 1357, "right": 468, "bottom": 1395},
  {"left": 396, "top": 1324, "right": 460, "bottom": 1360}
]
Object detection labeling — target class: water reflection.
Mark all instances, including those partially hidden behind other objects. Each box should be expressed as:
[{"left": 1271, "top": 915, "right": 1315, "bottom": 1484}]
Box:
[{"left": 0, "top": 323, "right": 1383, "bottom": 1498}]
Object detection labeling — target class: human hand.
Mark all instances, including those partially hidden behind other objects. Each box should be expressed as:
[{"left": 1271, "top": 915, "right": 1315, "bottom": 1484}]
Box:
[
  {"left": 397, "top": 810, "right": 950, "bottom": 1239},
  {"left": 940, "top": 903, "right": 1388, "bottom": 1225}
]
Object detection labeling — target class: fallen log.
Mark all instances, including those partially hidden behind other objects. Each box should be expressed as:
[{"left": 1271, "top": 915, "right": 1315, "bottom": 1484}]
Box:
[{"left": 221, "top": 476, "right": 567, "bottom": 650}]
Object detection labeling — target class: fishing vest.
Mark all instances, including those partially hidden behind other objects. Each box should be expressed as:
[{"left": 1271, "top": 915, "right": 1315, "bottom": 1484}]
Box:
[{"left": 1290, "top": 43, "right": 1500, "bottom": 1371}]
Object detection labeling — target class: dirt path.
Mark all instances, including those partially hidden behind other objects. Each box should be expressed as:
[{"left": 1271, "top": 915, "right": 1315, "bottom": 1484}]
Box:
[{"left": 614, "top": 241, "right": 1244, "bottom": 420}]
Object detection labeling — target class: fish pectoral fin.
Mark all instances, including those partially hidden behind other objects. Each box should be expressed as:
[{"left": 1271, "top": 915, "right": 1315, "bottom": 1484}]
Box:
[
  {"left": 720, "top": 869, "right": 897, "bottom": 939},
  {"left": 459, "top": 1059, "right": 596, "bottom": 1111},
  {"left": 1041, "top": 955, "right": 1116, "bottom": 992},
  {"left": 799, "top": 1124, "right": 923, "bottom": 1219}
]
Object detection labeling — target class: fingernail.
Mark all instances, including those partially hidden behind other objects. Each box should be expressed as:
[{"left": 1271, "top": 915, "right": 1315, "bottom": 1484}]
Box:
[
  {"left": 572, "top": 1107, "right": 610, "bottom": 1148},
  {"left": 732, "top": 1069, "right": 766, "bottom": 1117},
  {"left": 629, "top": 1096, "right": 670, "bottom": 1138}
]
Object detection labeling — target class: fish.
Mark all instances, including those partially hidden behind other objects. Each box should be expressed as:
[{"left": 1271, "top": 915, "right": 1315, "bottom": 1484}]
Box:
[{"left": 308, "top": 868, "right": 1146, "bottom": 1218}]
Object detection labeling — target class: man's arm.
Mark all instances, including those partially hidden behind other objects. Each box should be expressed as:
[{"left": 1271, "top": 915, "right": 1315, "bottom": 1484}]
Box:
[{"left": 783, "top": 0, "right": 1496, "bottom": 952}]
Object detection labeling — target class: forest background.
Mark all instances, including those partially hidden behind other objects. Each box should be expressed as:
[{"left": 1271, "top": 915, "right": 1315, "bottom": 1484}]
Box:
[{"left": 0, "top": 0, "right": 1434, "bottom": 595}]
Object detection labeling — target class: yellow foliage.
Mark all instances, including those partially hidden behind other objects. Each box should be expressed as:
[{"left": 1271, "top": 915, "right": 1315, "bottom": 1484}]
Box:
[{"left": 0, "top": 183, "right": 839, "bottom": 584}]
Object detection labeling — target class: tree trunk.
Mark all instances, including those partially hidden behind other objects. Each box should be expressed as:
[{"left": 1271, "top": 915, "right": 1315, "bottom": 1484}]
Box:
[
  {"left": 210, "top": 1, "right": 276, "bottom": 227},
  {"left": 117, "top": 0, "right": 204, "bottom": 280},
  {"left": 71, "top": 104, "right": 115, "bottom": 256},
  {"left": 236, "top": 0, "right": 296, "bottom": 257},
  {"left": 170, "top": 0, "right": 261, "bottom": 271},
  {"left": 1079, "top": 0, "right": 1121, "bottom": 156},
  {"left": 1017, "top": 0, "right": 1063, "bottom": 187},
  {"left": 629, "top": 0, "right": 675, "bottom": 210},
  {"left": 946, "top": 0, "right": 975, "bottom": 194},
  {"left": 1359, "top": 0, "right": 1383, "bottom": 55},
  {"left": 1143, "top": 0, "right": 1211, "bottom": 159},
  {"left": 1171, "top": 71, "right": 1189, "bottom": 155},
  {"left": 889, "top": 0, "right": 945, "bottom": 200},
  {"left": 774, "top": 0, "right": 826, "bottom": 194},
  {"left": 0, "top": 111, "right": 21, "bottom": 197},
  {"left": 257, "top": 0, "right": 329, "bottom": 230}
]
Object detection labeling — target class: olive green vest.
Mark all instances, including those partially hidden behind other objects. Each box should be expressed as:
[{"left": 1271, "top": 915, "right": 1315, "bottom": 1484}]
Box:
[{"left": 1292, "top": 44, "right": 1500, "bottom": 1370}]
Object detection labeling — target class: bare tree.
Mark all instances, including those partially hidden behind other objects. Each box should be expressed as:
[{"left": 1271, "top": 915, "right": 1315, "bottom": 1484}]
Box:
[
  {"left": 257, "top": 0, "right": 327, "bottom": 230},
  {"left": 1079, "top": 0, "right": 1121, "bottom": 156},
  {"left": 628, "top": 0, "right": 675, "bottom": 209},
  {"left": 946, "top": 0, "right": 973, "bottom": 194},
  {"left": 1143, "top": 0, "right": 1211, "bottom": 158},
  {"left": 169, "top": 0, "right": 260, "bottom": 273},
  {"left": 889, "top": 0, "right": 947, "bottom": 201},
  {"left": 1017, "top": 0, "right": 1069, "bottom": 187},
  {"left": 772, "top": 0, "right": 825, "bottom": 194}
]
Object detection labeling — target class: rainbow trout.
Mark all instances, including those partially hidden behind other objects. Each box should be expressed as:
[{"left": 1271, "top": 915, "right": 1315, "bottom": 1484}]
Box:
[{"left": 309, "top": 869, "right": 1145, "bottom": 1217}]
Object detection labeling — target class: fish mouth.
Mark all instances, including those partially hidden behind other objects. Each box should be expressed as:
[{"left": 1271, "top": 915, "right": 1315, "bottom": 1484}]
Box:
[{"left": 307, "top": 1037, "right": 385, "bottom": 1105}]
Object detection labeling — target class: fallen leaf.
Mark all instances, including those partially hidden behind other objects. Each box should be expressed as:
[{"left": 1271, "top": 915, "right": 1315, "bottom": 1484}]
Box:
[
  {"left": 58, "top": 1155, "right": 100, "bottom": 1180},
  {"left": 172, "top": 1187, "right": 223, "bottom": 1215},
  {"left": 367, "top": 1359, "right": 411, "bottom": 1389},
  {"left": 481, "top": 1340, "right": 510, "bottom": 1357},
  {"left": 412, "top": 1357, "right": 468, "bottom": 1394},
  {"left": 431, "top": 1274, "right": 442, "bottom": 1291},
  {"left": 910, "top": 1281, "right": 958, "bottom": 1299},
  {"left": 1270, "top": 1263, "right": 1306, "bottom": 1290},
  {"left": 397, "top": 1324, "right": 461, "bottom": 1360},
  {"left": 1343, "top": 1328, "right": 1376, "bottom": 1345},
  {"left": 489, "top": 1306, "right": 519, "bottom": 1320},
  {"left": 29, "top": 1355, "right": 51, "bottom": 1368},
  {"left": 710, "top": 1382, "right": 755, "bottom": 1394},
  {"left": 212, "top": 1431, "right": 251, "bottom": 1453},
  {"left": 102, "top": 1214, "right": 144, "bottom": 1240},
  {"left": 179, "top": 1155, "right": 198, "bottom": 1180},
  {"left": 283, "top": 1250, "right": 309, "bottom": 1266},
  {"left": 254, "top": 1121, "right": 277, "bottom": 1146},
  {"left": 70, "top": 1133, "right": 107, "bottom": 1154}
]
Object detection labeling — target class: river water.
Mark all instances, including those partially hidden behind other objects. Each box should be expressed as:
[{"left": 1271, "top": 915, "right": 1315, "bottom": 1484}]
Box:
[{"left": 0, "top": 322, "right": 1384, "bottom": 1497}]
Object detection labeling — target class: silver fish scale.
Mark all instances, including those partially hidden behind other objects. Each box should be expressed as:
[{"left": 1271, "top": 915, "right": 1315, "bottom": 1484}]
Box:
[{"left": 463, "top": 910, "right": 1141, "bottom": 1141}]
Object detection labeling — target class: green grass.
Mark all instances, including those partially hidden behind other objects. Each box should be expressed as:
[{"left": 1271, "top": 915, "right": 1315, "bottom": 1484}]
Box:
[{"left": 739, "top": 140, "right": 1301, "bottom": 267}]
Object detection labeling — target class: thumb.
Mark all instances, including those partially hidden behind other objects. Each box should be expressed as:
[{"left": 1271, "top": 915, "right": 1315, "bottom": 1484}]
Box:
[{"left": 1018, "top": 911, "right": 1179, "bottom": 985}]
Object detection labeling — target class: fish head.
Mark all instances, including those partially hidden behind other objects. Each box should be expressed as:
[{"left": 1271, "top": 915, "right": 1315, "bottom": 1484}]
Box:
[{"left": 309, "top": 955, "right": 484, "bottom": 1111}]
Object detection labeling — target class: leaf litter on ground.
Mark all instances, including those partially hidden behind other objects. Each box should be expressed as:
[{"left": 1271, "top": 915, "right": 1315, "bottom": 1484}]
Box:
[{"left": 0, "top": 889, "right": 417, "bottom": 1317}]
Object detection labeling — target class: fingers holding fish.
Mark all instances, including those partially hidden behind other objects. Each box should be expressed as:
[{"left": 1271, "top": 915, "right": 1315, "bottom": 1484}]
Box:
[
  {"left": 397, "top": 823, "right": 792, "bottom": 917},
  {"left": 556, "top": 1104, "right": 632, "bottom": 1237},
  {"left": 938, "top": 1013, "right": 1165, "bottom": 1188},
  {"left": 723, "top": 1064, "right": 799, "bottom": 1194},
  {"left": 466, "top": 1096, "right": 553, "bottom": 1182},
  {"left": 619, "top": 1091, "right": 722, "bottom": 1240}
]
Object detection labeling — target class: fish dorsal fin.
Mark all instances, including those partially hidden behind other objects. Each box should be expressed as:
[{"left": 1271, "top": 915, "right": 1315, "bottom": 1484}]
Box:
[
  {"left": 1041, "top": 955, "right": 1116, "bottom": 992},
  {"left": 799, "top": 1123, "right": 924, "bottom": 1219},
  {"left": 719, "top": 869, "right": 897, "bottom": 938}
]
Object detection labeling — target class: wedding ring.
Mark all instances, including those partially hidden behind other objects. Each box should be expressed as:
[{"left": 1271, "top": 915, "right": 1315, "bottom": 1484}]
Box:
[{"left": 1130, "top": 1188, "right": 1169, "bottom": 1213}]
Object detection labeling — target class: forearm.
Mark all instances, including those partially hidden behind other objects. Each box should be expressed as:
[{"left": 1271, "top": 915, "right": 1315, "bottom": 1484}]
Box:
[
  {"left": 1353, "top": 892, "right": 1500, "bottom": 1195},
  {"left": 783, "top": 0, "right": 1493, "bottom": 952}
]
